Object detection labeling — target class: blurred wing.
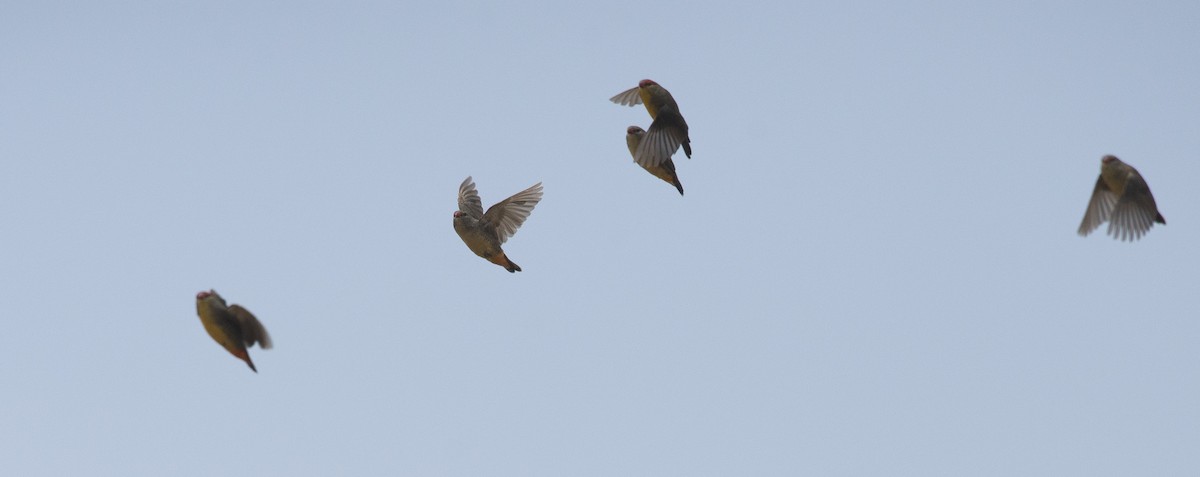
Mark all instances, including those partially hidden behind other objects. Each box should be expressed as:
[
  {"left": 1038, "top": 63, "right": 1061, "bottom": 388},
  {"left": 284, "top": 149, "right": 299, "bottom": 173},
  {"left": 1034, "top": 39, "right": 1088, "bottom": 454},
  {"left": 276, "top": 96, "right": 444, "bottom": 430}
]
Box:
[
  {"left": 1107, "top": 175, "right": 1160, "bottom": 241},
  {"left": 229, "top": 305, "right": 272, "bottom": 350},
  {"left": 457, "top": 176, "right": 485, "bottom": 219},
  {"left": 482, "top": 182, "right": 544, "bottom": 244},
  {"left": 1124, "top": 173, "right": 1162, "bottom": 221},
  {"left": 610, "top": 86, "right": 643, "bottom": 106},
  {"left": 1078, "top": 176, "right": 1116, "bottom": 237}
]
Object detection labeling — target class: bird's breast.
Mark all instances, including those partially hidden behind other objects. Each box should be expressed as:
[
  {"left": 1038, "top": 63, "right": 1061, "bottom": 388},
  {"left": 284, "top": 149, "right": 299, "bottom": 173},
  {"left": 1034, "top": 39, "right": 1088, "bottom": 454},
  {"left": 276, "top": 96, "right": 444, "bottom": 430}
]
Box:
[
  {"left": 638, "top": 88, "right": 658, "bottom": 118},
  {"left": 1100, "top": 168, "right": 1130, "bottom": 195},
  {"left": 197, "top": 306, "right": 238, "bottom": 349},
  {"left": 454, "top": 219, "right": 500, "bottom": 257}
]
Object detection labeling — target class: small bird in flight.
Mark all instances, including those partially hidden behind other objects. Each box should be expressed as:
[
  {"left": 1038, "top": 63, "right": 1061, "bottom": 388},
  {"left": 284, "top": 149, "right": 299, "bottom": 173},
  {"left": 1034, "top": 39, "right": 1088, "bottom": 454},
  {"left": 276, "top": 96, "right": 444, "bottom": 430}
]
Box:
[
  {"left": 453, "top": 176, "right": 543, "bottom": 272},
  {"left": 1078, "top": 155, "right": 1165, "bottom": 241},
  {"left": 626, "top": 125, "right": 683, "bottom": 195},
  {"left": 195, "top": 289, "right": 272, "bottom": 372}
]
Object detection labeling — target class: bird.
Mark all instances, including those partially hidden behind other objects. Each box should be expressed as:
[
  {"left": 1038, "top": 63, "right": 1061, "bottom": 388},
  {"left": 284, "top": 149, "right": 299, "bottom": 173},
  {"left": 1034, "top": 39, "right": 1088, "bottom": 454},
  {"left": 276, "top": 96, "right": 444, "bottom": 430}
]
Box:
[
  {"left": 1078, "top": 155, "right": 1166, "bottom": 241},
  {"left": 194, "top": 289, "right": 272, "bottom": 372},
  {"left": 453, "top": 176, "right": 543, "bottom": 272},
  {"left": 610, "top": 79, "right": 691, "bottom": 168},
  {"left": 626, "top": 125, "right": 683, "bottom": 195}
]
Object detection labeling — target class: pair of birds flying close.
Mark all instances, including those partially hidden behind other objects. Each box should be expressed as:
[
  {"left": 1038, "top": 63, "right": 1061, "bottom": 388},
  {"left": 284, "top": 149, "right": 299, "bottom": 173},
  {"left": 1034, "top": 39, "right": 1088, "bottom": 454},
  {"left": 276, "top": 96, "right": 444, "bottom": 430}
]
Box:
[{"left": 612, "top": 79, "right": 692, "bottom": 195}]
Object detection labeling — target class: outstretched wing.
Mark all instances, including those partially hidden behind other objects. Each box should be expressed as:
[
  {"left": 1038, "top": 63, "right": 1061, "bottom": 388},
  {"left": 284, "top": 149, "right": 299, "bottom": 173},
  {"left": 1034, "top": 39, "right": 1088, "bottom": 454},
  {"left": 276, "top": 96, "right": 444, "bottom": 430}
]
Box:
[
  {"left": 610, "top": 86, "right": 643, "bottom": 107},
  {"left": 1078, "top": 176, "right": 1116, "bottom": 237},
  {"left": 1107, "top": 174, "right": 1160, "bottom": 241},
  {"left": 457, "top": 176, "right": 485, "bottom": 219},
  {"left": 634, "top": 110, "right": 688, "bottom": 167},
  {"left": 482, "top": 182, "right": 544, "bottom": 244}
]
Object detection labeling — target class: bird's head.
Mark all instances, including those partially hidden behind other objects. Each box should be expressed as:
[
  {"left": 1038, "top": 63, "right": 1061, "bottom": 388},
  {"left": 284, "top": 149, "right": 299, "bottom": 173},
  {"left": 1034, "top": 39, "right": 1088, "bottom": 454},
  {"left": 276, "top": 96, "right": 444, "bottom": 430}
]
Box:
[
  {"left": 1102, "top": 155, "right": 1119, "bottom": 164},
  {"left": 197, "top": 290, "right": 227, "bottom": 308},
  {"left": 639, "top": 79, "right": 657, "bottom": 88},
  {"left": 453, "top": 210, "right": 464, "bottom": 218},
  {"left": 626, "top": 125, "right": 644, "bottom": 135}
]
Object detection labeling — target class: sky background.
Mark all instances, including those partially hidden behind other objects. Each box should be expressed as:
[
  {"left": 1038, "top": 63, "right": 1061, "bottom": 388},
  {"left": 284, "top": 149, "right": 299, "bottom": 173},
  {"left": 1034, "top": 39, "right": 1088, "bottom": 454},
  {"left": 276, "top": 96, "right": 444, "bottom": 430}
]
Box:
[{"left": 2, "top": 1, "right": 1198, "bottom": 475}]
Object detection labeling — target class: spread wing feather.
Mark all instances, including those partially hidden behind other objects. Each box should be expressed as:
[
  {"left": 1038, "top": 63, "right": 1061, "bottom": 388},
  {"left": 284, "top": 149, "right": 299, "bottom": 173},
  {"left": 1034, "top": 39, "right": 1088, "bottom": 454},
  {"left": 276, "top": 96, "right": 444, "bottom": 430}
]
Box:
[
  {"left": 610, "top": 86, "right": 643, "bottom": 107},
  {"left": 457, "top": 176, "right": 485, "bottom": 219},
  {"left": 1078, "top": 176, "right": 1116, "bottom": 237},
  {"left": 483, "top": 183, "right": 544, "bottom": 244}
]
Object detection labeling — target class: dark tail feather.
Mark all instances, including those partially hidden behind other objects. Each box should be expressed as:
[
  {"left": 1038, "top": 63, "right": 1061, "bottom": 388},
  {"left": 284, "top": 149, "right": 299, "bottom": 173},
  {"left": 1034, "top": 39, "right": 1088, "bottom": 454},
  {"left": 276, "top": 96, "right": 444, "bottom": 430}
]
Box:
[
  {"left": 673, "top": 179, "right": 684, "bottom": 196},
  {"left": 1156, "top": 213, "right": 1166, "bottom": 224},
  {"left": 230, "top": 347, "right": 258, "bottom": 373},
  {"left": 506, "top": 259, "right": 521, "bottom": 273},
  {"left": 682, "top": 141, "right": 692, "bottom": 158}
]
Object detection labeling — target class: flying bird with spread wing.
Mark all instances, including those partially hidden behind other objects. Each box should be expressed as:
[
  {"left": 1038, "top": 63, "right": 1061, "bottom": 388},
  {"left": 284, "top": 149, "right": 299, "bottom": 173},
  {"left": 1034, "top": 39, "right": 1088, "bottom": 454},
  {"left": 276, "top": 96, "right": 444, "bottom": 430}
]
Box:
[
  {"left": 1078, "top": 155, "right": 1165, "bottom": 241},
  {"left": 195, "top": 289, "right": 272, "bottom": 372},
  {"left": 453, "top": 176, "right": 543, "bottom": 272},
  {"left": 626, "top": 125, "right": 683, "bottom": 195}
]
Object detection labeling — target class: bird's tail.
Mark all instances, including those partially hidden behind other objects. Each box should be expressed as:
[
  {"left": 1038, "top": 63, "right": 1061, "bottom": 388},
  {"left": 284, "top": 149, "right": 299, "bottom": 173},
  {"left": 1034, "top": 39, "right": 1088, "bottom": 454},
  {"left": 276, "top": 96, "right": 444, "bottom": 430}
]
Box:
[
  {"left": 231, "top": 348, "right": 258, "bottom": 373},
  {"left": 503, "top": 254, "right": 521, "bottom": 273},
  {"left": 487, "top": 252, "right": 522, "bottom": 273}
]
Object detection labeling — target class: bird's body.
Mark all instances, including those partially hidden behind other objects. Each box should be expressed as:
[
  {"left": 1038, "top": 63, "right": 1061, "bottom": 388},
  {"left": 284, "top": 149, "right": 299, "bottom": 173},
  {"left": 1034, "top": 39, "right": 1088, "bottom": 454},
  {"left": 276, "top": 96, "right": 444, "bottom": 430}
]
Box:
[
  {"left": 453, "top": 176, "right": 543, "bottom": 272},
  {"left": 610, "top": 79, "right": 691, "bottom": 168},
  {"left": 637, "top": 87, "right": 660, "bottom": 118},
  {"left": 195, "top": 290, "right": 272, "bottom": 372},
  {"left": 454, "top": 213, "right": 520, "bottom": 271},
  {"left": 1078, "top": 155, "right": 1165, "bottom": 241},
  {"left": 626, "top": 125, "right": 683, "bottom": 195}
]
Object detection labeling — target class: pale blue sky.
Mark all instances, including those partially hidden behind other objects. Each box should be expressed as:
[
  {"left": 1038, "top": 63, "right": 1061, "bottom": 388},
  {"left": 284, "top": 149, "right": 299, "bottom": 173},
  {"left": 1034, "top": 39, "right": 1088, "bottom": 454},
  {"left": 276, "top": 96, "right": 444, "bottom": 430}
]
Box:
[{"left": 2, "top": 1, "right": 1198, "bottom": 475}]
